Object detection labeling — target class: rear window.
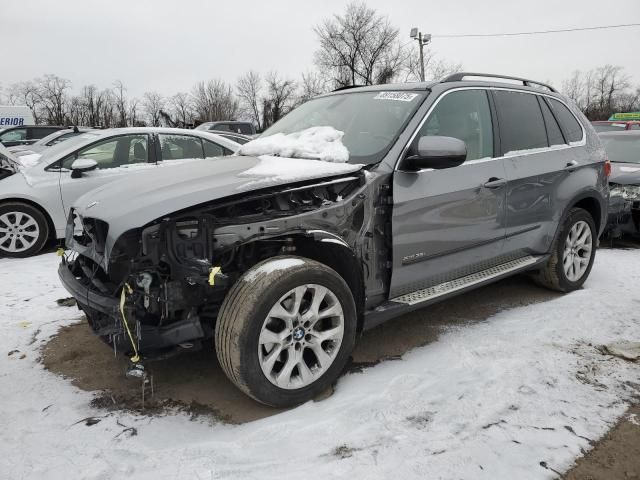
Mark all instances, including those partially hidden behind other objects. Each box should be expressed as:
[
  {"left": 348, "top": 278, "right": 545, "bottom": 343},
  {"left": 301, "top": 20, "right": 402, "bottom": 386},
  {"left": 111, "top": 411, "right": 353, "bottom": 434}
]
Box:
[
  {"left": 546, "top": 98, "right": 583, "bottom": 143},
  {"left": 493, "top": 90, "right": 548, "bottom": 154}
]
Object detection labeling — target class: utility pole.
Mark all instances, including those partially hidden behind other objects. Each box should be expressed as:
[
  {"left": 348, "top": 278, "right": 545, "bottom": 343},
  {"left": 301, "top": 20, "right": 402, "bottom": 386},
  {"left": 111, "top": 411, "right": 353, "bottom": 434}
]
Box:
[{"left": 410, "top": 28, "right": 432, "bottom": 82}]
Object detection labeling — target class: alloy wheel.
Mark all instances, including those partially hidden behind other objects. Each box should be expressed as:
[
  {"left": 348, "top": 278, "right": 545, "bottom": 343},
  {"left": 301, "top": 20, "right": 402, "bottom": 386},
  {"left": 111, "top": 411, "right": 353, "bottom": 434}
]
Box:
[
  {"left": 258, "top": 284, "right": 345, "bottom": 390},
  {"left": 0, "top": 211, "right": 40, "bottom": 253},
  {"left": 562, "top": 220, "right": 593, "bottom": 282}
]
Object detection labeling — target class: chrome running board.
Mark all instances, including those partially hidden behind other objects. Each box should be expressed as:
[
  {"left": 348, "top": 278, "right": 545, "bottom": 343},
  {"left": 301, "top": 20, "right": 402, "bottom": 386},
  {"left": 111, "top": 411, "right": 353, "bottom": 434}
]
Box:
[{"left": 391, "top": 255, "right": 538, "bottom": 306}]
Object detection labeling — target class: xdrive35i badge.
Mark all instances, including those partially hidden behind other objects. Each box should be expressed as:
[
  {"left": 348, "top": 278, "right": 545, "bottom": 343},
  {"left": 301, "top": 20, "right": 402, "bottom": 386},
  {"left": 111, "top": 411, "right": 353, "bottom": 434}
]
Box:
[{"left": 402, "top": 252, "right": 427, "bottom": 265}]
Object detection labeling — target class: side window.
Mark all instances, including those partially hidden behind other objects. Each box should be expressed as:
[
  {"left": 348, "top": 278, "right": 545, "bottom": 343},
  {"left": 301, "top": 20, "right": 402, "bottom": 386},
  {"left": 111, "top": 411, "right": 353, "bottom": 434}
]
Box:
[
  {"left": 493, "top": 90, "right": 547, "bottom": 154},
  {"left": 238, "top": 124, "right": 254, "bottom": 135},
  {"left": 203, "top": 140, "right": 233, "bottom": 157},
  {"left": 159, "top": 134, "right": 205, "bottom": 161},
  {"left": 209, "top": 123, "right": 231, "bottom": 132},
  {"left": 418, "top": 89, "right": 494, "bottom": 160},
  {"left": 546, "top": 98, "right": 583, "bottom": 143},
  {"left": 538, "top": 98, "right": 566, "bottom": 146},
  {"left": 62, "top": 135, "right": 149, "bottom": 169},
  {"left": 1, "top": 129, "right": 27, "bottom": 142},
  {"left": 29, "top": 128, "right": 58, "bottom": 140}
]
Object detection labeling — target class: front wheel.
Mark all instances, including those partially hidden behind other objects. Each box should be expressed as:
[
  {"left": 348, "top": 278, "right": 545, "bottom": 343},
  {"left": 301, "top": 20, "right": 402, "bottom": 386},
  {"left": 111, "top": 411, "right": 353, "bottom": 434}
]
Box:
[
  {"left": 533, "top": 207, "right": 597, "bottom": 292},
  {"left": 215, "top": 256, "right": 357, "bottom": 407}
]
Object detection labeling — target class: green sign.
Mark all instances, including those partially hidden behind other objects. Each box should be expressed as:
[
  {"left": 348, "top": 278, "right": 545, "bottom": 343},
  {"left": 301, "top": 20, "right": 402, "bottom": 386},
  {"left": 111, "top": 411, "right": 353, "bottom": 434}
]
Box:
[{"left": 608, "top": 112, "right": 640, "bottom": 121}]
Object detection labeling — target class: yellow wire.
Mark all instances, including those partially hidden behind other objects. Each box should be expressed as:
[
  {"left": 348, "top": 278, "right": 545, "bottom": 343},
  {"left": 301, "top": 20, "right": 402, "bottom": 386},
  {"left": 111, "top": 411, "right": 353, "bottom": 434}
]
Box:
[{"left": 119, "top": 283, "right": 140, "bottom": 363}]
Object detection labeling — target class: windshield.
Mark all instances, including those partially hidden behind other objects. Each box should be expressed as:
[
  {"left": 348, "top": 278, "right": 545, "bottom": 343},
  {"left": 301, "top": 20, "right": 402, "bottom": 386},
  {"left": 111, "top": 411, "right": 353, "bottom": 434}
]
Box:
[
  {"left": 260, "top": 91, "right": 426, "bottom": 164},
  {"left": 38, "top": 131, "right": 103, "bottom": 164},
  {"left": 600, "top": 136, "right": 640, "bottom": 164}
]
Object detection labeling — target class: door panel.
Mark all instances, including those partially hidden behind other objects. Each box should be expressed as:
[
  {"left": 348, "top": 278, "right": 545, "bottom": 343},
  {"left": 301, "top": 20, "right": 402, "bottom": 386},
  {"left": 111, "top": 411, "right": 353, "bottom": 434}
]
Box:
[
  {"left": 390, "top": 88, "right": 506, "bottom": 298},
  {"left": 391, "top": 161, "right": 508, "bottom": 297}
]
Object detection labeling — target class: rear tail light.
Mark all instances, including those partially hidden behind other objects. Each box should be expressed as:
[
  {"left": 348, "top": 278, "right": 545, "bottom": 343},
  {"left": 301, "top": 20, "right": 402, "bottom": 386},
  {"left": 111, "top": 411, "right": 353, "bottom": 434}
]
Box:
[{"left": 604, "top": 159, "right": 612, "bottom": 178}]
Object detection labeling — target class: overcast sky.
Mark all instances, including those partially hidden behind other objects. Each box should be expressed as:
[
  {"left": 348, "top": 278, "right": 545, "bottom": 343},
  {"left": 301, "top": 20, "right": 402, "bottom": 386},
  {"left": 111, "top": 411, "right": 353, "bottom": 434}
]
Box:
[{"left": 2, "top": 0, "right": 639, "bottom": 98}]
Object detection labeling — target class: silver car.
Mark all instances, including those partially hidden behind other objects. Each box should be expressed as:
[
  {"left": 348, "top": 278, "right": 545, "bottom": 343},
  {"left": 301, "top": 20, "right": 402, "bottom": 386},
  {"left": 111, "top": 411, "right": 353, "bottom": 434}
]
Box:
[{"left": 0, "top": 127, "right": 240, "bottom": 257}]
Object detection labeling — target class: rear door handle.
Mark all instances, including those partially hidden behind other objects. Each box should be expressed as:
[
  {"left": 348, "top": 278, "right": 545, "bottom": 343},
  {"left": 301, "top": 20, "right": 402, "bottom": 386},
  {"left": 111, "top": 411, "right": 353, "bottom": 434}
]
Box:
[
  {"left": 483, "top": 177, "right": 507, "bottom": 189},
  {"left": 564, "top": 160, "right": 579, "bottom": 171}
]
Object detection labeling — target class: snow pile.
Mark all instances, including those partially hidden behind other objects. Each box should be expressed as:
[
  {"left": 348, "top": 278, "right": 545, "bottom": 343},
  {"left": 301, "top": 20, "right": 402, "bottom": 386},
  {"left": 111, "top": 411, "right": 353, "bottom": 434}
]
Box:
[
  {"left": 238, "top": 126, "right": 350, "bottom": 163},
  {"left": 1, "top": 250, "right": 640, "bottom": 479},
  {"left": 236, "top": 155, "right": 362, "bottom": 191}
]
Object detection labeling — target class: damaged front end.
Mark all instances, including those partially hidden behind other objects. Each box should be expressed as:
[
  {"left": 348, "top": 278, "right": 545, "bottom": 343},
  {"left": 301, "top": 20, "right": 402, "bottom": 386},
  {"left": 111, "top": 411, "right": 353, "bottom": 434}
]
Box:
[{"left": 58, "top": 170, "right": 386, "bottom": 359}]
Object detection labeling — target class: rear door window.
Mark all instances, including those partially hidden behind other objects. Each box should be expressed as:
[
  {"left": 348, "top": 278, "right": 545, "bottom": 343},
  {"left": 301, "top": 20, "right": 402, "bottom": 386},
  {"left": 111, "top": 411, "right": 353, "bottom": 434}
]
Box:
[
  {"left": 418, "top": 89, "right": 494, "bottom": 160},
  {"left": 159, "top": 134, "right": 205, "bottom": 161},
  {"left": 493, "top": 90, "right": 548, "bottom": 155},
  {"left": 545, "top": 98, "right": 583, "bottom": 143}
]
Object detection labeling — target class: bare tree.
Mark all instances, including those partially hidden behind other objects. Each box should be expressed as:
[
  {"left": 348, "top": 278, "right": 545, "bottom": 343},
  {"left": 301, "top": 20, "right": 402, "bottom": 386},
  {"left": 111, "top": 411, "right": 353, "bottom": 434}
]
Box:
[
  {"left": 191, "top": 79, "right": 238, "bottom": 123},
  {"left": 169, "top": 92, "right": 194, "bottom": 127},
  {"left": 129, "top": 97, "right": 142, "bottom": 126},
  {"left": 561, "top": 65, "right": 638, "bottom": 120},
  {"left": 5, "top": 81, "right": 42, "bottom": 123},
  {"left": 314, "top": 1, "right": 404, "bottom": 86},
  {"left": 142, "top": 91, "right": 165, "bottom": 127},
  {"left": 36, "top": 74, "right": 71, "bottom": 125},
  {"left": 113, "top": 80, "right": 128, "bottom": 127},
  {"left": 263, "top": 72, "right": 297, "bottom": 128},
  {"left": 297, "top": 71, "right": 327, "bottom": 105},
  {"left": 237, "top": 71, "right": 263, "bottom": 131}
]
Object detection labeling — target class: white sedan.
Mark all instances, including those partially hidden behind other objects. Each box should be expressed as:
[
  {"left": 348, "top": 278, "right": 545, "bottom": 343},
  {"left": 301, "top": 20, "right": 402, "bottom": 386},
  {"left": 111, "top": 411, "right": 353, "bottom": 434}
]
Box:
[{"left": 0, "top": 127, "right": 240, "bottom": 257}]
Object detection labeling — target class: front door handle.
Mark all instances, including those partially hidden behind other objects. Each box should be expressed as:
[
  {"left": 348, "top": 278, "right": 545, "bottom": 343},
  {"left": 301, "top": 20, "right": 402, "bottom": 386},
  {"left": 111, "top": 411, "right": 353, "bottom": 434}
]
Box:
[{"left": 483, "top": 177, "right": 507, "bottom": 189}]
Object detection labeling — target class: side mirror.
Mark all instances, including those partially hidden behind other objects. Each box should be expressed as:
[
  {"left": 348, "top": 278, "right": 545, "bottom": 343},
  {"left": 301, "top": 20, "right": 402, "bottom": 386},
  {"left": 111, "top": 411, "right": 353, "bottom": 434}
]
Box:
[
  {"left": 70, "top": 158, "right": 98, "bottom": 178},
  {"left": 402, "top": 135, "right": 467, "bottom": 171}
]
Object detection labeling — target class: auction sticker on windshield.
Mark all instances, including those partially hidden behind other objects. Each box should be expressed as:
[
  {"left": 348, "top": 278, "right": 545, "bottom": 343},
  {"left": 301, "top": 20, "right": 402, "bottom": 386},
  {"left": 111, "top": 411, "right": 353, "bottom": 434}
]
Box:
[{"left": 374, "top": 92, "right": 419, "bottom": 102}]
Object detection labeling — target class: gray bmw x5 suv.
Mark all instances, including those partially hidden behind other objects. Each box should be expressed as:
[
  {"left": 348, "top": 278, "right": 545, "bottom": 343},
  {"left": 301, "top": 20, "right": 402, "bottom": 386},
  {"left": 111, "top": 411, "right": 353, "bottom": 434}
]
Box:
[{"left": 59, "top": 73, "right": 609, "bottom": 407}]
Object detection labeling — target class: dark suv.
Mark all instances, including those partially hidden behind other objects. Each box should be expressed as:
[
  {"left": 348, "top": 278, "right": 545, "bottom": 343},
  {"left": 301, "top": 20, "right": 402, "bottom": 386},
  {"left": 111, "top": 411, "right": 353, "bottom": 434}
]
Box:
[{"left": 59, "top": 73, "right": 609, "bottom": 407}]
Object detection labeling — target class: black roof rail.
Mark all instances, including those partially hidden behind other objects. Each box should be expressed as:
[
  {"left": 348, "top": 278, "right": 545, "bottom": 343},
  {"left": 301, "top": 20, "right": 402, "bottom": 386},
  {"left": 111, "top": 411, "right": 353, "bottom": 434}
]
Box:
[{"left": 441, "top": 72, "right": 556, "bottom": 93}]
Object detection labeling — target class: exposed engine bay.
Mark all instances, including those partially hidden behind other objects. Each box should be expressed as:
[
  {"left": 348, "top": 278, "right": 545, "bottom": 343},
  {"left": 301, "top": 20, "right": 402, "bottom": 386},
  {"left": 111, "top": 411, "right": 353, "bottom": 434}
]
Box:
[{"left": 61, "top": 170, "right": 391, "bottom": 358}]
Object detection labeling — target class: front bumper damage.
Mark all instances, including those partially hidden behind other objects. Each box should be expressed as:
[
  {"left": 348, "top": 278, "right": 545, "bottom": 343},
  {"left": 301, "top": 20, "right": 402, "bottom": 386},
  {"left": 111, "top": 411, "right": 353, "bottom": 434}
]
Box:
[{"left": 58, "top": 258, "right": 213, "bottom": 357}]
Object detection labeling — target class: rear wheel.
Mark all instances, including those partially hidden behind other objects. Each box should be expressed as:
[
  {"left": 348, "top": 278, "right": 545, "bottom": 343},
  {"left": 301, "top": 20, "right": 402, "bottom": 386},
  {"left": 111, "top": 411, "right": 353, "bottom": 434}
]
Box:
[
  {"left": 215, "top": 256, "right": 357, "bottom": 407},
  {"left": 0, "top": 202, "right": 49, "bottom": 258},
  {"left": 533, "top": 208, "right": 596, "bottom": 292}
]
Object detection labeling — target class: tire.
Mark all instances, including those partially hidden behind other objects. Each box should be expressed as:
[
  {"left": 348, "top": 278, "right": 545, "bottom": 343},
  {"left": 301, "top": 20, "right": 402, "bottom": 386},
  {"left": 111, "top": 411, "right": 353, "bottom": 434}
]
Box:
[
  {"left": 215, "top": 256, "right": 357, "bottom": 407},
  {"left": 0, "top": 202, "right": 49, "bottom": 258},
  {"left": 533, "top": 207, "right": 597, "bottom": 292}
]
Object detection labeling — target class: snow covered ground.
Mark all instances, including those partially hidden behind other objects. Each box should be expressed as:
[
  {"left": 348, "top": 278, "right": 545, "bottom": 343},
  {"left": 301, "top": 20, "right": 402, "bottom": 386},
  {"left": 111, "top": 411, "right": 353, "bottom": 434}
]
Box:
[{"left": 1, "top": 249, "right": 639, "bottom": 479}]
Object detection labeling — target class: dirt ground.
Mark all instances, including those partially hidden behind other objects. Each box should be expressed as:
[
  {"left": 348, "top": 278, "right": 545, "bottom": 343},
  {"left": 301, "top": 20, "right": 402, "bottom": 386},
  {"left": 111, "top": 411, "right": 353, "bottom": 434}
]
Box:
[
  {"left": 564, "top": 404, "right": 640, "bottom": 480},
  {"left": 42, "top": 273, "right": 559, "bottom": 423}
]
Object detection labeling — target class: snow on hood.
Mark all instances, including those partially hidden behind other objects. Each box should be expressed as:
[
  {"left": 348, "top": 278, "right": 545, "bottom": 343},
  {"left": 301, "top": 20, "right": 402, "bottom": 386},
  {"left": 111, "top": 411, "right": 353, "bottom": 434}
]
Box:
[
  {"left": 236, "top": 155, "right": 362, "bottom": 191},
  {"left": 238, "top": 126, "right": 350, "bottom": 163},
  {"left": 15, "top": 153, "right": 42, "bottom": 169}
]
